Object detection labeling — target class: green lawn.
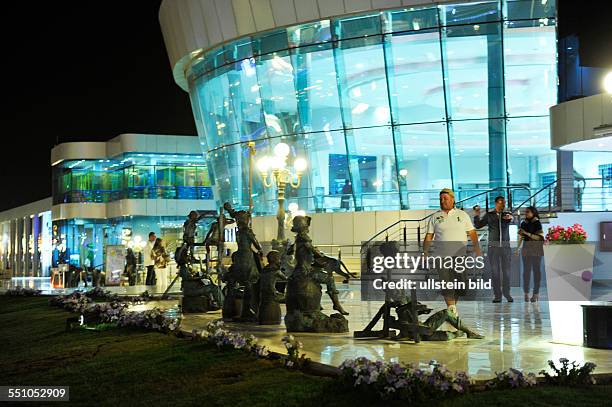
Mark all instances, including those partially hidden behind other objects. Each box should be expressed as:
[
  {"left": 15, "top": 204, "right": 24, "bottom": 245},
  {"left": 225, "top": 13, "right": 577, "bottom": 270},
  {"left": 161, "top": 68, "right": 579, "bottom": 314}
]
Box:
[{"left": 0, "top": 297, "right": 610, "bottom": 407}]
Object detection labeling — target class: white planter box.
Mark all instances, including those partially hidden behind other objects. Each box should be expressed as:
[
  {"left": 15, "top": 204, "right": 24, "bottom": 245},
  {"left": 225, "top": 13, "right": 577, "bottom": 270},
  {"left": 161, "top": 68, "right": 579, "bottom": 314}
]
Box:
[{"left": 543, "top": 243, "right": 595, "bottom": 301}]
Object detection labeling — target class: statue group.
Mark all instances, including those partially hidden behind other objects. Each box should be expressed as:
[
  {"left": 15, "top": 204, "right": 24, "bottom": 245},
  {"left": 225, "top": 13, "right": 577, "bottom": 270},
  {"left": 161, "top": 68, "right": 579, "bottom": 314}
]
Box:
[
  {"left": 178, "top": 203, "right": 482, "bottom": 340},
  {"left": 184, "top": 203, "right": 351, "bottom": 333}
]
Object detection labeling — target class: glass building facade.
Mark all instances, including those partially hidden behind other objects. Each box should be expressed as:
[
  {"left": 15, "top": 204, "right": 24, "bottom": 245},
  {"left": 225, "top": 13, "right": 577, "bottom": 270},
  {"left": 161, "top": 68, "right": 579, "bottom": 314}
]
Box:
[
  {"left": 52, "top": 153, "right": 213, "bottom": 204},
  {"left": 186, "top": 0, "right": 557, "bottom": 214}
]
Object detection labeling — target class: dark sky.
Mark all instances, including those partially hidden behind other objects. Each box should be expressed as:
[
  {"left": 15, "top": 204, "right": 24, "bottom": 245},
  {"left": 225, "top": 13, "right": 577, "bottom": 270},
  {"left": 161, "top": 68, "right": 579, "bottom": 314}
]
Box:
[
  {"left": 1, "top": 0, "right": 611, "bottom": 211},
  {"left": 2, "top": 0, "right": 196, "bottom": 210}
]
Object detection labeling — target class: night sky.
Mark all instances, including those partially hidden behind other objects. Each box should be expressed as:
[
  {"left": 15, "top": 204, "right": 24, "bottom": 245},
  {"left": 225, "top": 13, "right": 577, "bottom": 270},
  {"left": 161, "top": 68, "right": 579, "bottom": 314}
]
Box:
[{"left": 1, "top": 0, "right": 611, "bottom": 211}]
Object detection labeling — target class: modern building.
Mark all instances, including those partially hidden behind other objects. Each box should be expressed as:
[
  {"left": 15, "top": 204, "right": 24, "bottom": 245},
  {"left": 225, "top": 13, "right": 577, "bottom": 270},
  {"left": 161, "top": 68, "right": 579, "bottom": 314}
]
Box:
[
  {"left": 0, "top": 133, "right": 216, "bottom": 277},
  {"left": 160, "top": 0, "right": 567, "bottom": 214}
]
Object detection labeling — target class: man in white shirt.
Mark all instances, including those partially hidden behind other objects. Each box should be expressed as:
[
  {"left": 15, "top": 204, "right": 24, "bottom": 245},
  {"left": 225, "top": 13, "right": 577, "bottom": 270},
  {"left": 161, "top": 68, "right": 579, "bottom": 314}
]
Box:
[
  {"left": 423, "top": 188, "right": 481, "bottom": 316},
  {"left": 143, "top": 232, "right": 156, "bottom": 286}
]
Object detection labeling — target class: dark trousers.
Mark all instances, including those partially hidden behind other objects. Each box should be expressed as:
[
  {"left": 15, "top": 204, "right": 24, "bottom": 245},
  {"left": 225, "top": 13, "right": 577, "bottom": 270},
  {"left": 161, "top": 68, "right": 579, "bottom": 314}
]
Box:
[
  {"left": 522, "top": 255, "right": 542, "bottom": 294},
  {"left": 145, "top": 265, "right": 156, "bottom": 286},
  {"left": 489, "top": 246, "right": 511, "bottom": 299}
]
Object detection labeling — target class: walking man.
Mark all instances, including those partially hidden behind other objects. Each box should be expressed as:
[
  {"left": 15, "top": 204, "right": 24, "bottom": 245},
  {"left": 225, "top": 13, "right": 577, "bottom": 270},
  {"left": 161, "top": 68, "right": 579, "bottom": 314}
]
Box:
[
  {"left": 144, "top": 232, "right": 156, "bottom": 286},
  {"left": 473, "top": 196, "right": 514, "bottom": 303},
  {"left": 424, "top": 188, "right": 482, "bottom": 317}
]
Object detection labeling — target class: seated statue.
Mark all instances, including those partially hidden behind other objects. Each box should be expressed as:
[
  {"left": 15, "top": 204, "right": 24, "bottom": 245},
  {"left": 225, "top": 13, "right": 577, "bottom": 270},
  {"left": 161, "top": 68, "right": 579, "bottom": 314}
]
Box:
[
  {"left": 258, "top": 250, "right": 287, "bottom": 325},
  {"left": 391, "top": 299, "right": 485, "bottom": 341},
  {"left": 284, "top": 216, "right": 349, "bottom": 333},
  {"left": 176, "top": 241, "right": 223, "bottom": 313}
]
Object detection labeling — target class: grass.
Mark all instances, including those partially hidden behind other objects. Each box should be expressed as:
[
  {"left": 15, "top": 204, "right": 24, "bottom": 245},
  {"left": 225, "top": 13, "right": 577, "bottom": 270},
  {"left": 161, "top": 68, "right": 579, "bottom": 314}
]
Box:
[{"left": 1, "top": 297, "right": 611, "bottom": 407}]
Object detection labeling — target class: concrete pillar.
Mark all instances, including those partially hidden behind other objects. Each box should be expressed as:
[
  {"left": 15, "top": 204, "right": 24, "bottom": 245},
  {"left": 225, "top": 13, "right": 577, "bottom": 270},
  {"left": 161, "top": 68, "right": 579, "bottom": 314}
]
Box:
[{"left": 556, "top": 150, "right": 574, "bottom": 211}]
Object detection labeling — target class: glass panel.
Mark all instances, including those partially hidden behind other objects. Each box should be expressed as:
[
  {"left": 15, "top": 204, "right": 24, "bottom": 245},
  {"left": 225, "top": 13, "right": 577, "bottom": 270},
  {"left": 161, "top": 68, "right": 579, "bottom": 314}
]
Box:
[
  {"left": 228, "top": 58, "right": 267, "bottom": 141},
  {"left": 195, "top": 69, "right": 242, "bottom": 148},
  {"left": 442, "top": 23, "right": 504, "bottom": 120},
  {"left": 395, "top": 123, "right": 452, "bottom": 208},
  {"left": 283, "top": 129, "right": 351, "bottom": 213},
  {"left": 126, "top": 166, "right": 155, "bottom": 199},
  {"left": 292, "top": 43, "right": 343, "bottom": 133},
  {"left": 256, "top": 50, "right": 302, "bottom": 137},
  {"left": 573, "top": 152, "right": 612, "bottom": 211},
  {"left": 345, "top": 126, "right": 400, "bottom": 211},
  {"left": 252, "top": 28, "right": 289, "bottom": 56},
  {"left": 503, "top": 20, "right": 556, "bottom": 117},
  {"left": 288, "top": 20, "right": 332, "bottom": 47},
  {"left": 333, "top": 13, "right": 382, "bottom": 40},
  {"left": 449, "top": 119, "right": 496, "bottom": 190},
  {"left": 223, "top": 37, "right": 253, "bottom": 64},
  {"left": 384, "top": 30, "right": 446, "bottom": 124},
  {"left": 505, "top": 0, "right": 556, "bottom": 20},
  {"left": 383, "top": 7, "right": 439, "bottom": 33},
  {"left": 506, "top": 117, "right": 556, "bottom": 188},
  {"left": 440, "top": 1, "right": 501, "bottom": 26},
  {"left": 335, "top": 36, "right": 391, "bottom": 129}
]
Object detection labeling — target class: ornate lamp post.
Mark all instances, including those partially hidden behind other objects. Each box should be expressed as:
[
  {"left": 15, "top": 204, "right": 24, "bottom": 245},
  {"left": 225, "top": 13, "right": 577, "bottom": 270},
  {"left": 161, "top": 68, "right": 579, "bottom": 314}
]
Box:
[{"left": 257, "top": 142, "right": 307, "bottom": 241}]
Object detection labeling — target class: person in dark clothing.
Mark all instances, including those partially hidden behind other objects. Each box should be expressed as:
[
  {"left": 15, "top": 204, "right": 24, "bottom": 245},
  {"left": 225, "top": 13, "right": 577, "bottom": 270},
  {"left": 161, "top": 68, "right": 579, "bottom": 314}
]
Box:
[
  {"left": 473, "top": 196, "right": 514, "bottom": 303},
  {"left": 125, "top": 248, "right": 137, "bottom": 286},
  {"left": 340, "top": 179, "right": 352, "bottom": 211},
  {"left": 516, "top": 206, "right": 544, "bottom": 302}
]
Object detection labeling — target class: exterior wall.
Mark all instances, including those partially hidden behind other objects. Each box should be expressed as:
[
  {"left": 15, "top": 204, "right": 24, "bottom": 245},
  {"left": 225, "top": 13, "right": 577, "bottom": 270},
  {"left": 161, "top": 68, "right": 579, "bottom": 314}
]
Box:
[
  {"left": 251, "top": 208, "right": 436, "bottom": 256},
  {"left": 550, "top": 93, "right": 612, "bottom": 150},
  {"left": 0, "top": 198, "right": 53, "bottom": 277},
  {"left": 51, "top": 199, "right": 216, "bottom": 221},
  {"left": 51, "top": 133, "right": 202, "bottom": 165}
]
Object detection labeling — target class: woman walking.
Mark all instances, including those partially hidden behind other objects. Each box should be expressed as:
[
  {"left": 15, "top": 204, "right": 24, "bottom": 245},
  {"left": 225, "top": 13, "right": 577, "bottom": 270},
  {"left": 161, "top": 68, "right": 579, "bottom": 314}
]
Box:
[{"left": 516, "top": 207, "right": 544, "bottom": 302}]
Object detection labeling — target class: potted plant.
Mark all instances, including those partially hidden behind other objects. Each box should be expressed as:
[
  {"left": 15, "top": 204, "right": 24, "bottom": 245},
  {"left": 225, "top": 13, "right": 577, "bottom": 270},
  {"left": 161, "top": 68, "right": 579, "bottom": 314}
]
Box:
[{"left": 543, "top": 223, "right": 594, "bottom": 301}]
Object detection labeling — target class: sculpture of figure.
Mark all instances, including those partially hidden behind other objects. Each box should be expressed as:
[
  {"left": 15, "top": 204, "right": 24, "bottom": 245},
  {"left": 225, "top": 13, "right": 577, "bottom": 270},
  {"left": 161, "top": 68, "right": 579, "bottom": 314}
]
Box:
[
  {"left": 258, "top": 250, "right": 287, "bottom": 325},
  {"left": 284, "top": 216, "right": 349, "bottom": 333},
  {"left": 175, "top": 242, "right": 223, "bottom": 313},
  {"left": 391, "top": 299, "right": 484, "bottom": 340},
  {"left": 287, "top": 219, "right": 351, "bottom": 316},
  {"left": 183, "top": 210, "right": 207, "bottom": 260},
  {"left": 203, "top": 213, "right": 235, "bottom": 266},
  {"left": 223, "top": 202, "right": 263, "bottom": 322}
]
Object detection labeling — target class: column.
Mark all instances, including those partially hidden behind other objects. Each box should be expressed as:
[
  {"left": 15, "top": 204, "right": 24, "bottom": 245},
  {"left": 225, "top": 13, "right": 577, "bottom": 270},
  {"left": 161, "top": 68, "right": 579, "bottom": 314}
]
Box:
[
  {"left": 487, "top": 29, "right": 507, "bottom": 189},
  {"left": 556, "top": 150, "right": 574, "bottom": 211}
]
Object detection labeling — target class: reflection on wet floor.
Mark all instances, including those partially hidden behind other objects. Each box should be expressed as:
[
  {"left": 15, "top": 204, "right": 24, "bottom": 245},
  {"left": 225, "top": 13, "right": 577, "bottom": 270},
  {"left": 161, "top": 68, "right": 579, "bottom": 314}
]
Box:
[{"left": 3, "top": 277, "right": 611, "bottom": 379}]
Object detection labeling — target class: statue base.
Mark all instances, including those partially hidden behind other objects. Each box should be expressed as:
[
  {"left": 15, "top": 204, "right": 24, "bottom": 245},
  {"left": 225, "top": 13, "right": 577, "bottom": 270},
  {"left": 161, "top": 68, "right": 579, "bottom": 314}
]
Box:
[
  {"left": 181, "top": 296, "right": 211, "bottom": 313},
  {"left": 181, "top": 279, "right": 222, "bottom": 314},
  {"left": 258, "top": 301, "right": 282, "bottom": 325},
  {"left": 285, "top": 310, "right": 348, "bottom": 333}
]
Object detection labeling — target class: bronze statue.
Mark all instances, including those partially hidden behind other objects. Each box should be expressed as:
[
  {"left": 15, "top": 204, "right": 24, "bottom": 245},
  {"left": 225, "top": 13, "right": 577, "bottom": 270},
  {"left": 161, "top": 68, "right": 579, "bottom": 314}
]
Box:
[
  {"left": 203, "top": 213, "right": 235, "bottom": 267},
  {"left": 258, "top": 250, "right": 287, "bottom": 325},
  {"left": 175, "top": 240, "right": 223, "bottom": 313},
  {"left": 392, "top": 299, "right": 485, "bottom": 340},
  {"left": 284, "top": 215, "right": 349, "bottom": 333},
  {"left": 222, "top": 202, "right": 263, "bottom": 322}
]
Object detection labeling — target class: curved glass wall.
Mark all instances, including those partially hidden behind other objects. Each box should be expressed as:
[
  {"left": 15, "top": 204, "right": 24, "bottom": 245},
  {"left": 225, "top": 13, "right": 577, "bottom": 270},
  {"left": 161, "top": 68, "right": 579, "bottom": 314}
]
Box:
[{"left": 187, "top": 0, "right": 557, "bottom": 214}]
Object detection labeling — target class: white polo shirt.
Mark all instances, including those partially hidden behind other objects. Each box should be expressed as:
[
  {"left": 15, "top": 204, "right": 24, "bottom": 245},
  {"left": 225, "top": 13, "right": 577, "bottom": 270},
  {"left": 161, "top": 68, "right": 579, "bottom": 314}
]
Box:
[{"left": 426, "top": 208, "right": 474, "bottom": 242}]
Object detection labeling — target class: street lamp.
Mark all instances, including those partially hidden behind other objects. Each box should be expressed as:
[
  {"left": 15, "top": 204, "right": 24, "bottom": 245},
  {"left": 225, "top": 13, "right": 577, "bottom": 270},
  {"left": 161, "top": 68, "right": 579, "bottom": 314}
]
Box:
[{"left": 257, "top": 142, "right": 307, "bottom": 241}]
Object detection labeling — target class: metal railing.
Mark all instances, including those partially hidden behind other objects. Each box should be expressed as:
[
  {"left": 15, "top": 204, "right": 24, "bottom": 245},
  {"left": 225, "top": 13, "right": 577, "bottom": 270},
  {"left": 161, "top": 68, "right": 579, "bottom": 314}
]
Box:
[{"left": 360, "top": 185, "right": 532, "bottom": 253}]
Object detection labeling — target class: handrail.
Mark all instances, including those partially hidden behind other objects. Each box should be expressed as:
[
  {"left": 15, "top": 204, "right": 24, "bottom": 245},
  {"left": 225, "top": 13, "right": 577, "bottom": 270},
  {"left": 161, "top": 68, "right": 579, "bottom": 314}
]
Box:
[
  {"left": 515, "top": 180, "right": 557, "bottom": 211},
  {"left": 360, "top": 185, "right": 533, "bottom": 253}
]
